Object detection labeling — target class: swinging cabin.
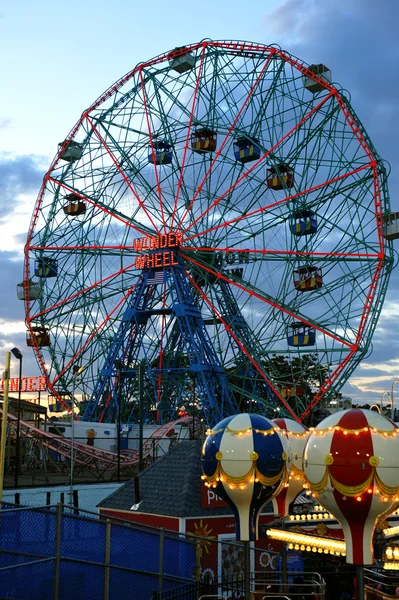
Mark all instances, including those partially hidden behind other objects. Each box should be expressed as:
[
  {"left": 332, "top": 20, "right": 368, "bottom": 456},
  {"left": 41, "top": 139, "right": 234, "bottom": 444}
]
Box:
[
  {"left": 26, "top": 327, "right": 50, "bottom": 347},
  {"left": 58, "top": 140, "right": 83, "bottom": 162},
  {"left": 148, "top": 141, "right": 173, "bottom": 165},
  {"left": 169, "top": 47, "right": 196, "bottom": 73},
  {"left": 35, "top": 258, "right": 58, "bottom": 278},
  {"left": 191, "top": 128, "right": 217, "bottom": 153},
  {"left": 290, "top": 210, "right": 318, "bottom": 236},
  {"left": 233, "top": 137, "right": 261, "bottom": 164},
  {"left": 267, "top": 164, "right": 294, "bottom": 190},
  {"left": 303, "top": 64, "right": 332, "bottom": 94},
  {"left": 287, "top": 323, "right": 316, "bottom": 347},
  {"left": 293, "top": 266, "right": 322, "bottom": 292},
  {"left": 63, "top": 194, "right": 87, "bottom": 216}
]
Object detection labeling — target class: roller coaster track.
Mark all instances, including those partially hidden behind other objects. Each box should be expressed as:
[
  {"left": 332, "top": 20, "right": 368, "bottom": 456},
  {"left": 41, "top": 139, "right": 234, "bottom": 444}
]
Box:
[{"left": 2, "top": 411, "right": 199, "bottom": 473}]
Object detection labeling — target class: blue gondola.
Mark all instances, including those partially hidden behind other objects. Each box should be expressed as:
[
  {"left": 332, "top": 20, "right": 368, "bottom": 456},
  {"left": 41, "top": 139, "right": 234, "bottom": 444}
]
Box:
[
  {"left": 148, "top": 141, "right": 173, "bottom": 165},
  {"left": 290, "top": 209, "right": 318, "bottom": 236},
  {"left": 233, "top": 137, "right": 261, "bottom": 164},
  {"left": 35, "top": 258, "right": 58, "bottom": 278},
  {"left": 287, "top": 323, "right": 316, "bottom": 347}
]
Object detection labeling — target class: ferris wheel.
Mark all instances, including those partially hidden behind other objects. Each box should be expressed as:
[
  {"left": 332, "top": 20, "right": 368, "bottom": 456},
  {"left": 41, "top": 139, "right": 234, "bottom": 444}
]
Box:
[{"left": 22, "top": 40, "right": 394, "bottom": 425}]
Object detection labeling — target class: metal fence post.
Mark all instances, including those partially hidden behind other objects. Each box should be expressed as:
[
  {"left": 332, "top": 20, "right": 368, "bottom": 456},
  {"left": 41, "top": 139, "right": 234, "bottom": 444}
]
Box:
[
  {"left": 104, "top": 519, "right": 111, "bottom": 600},
  {"left": 53, "top": 502, "right": 62, "bottom": 600},
  {"left": 158, "top": 528, "right": 165, "bottom": 595}
]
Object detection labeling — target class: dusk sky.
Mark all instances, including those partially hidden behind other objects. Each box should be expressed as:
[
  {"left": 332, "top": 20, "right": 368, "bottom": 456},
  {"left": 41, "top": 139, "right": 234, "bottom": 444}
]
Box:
[{"left": 1, "top": 0, "right": 398, "bottom": 407}]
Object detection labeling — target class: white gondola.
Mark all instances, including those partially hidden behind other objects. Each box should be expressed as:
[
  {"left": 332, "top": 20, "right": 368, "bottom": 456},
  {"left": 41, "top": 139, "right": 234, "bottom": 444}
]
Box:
[
  {"left": 303, "top": 64, "right": 331, "bottom": 94},
  {"left": 16, "top": 280, "right": 42, "bottom": 301},
  {"left": 58, "top": 140, "right": 83, "bottom": 162},
  {"left": 169, "top": 47, "right": 196, "bottom": 73},
  {"left": 383, "top": 212, "right": 399, "bottom": 241}
]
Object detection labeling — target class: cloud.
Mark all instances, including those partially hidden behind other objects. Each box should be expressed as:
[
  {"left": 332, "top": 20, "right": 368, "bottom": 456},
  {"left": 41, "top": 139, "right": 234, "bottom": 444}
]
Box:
[
  {"left": 263, "top": 0, "right": 399, "bottom": 406},
  {"left": 0, "top": 153, "right": 46, "bottom": 219}
]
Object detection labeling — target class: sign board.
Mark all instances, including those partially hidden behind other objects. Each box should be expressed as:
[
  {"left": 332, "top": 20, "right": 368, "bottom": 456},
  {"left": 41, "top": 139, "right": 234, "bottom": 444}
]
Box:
[
  {"left": 0, "top": 376, "right": 46, "bottom": 393},
  {"left": 200, "top": 482, "right": 228, "bottom": 509}
]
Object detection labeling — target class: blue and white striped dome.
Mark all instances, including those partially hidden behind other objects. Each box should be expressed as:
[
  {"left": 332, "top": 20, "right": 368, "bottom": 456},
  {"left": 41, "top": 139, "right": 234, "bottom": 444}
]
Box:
[{"left": 201, "top": 413, "right": 290, "bottom": 540}]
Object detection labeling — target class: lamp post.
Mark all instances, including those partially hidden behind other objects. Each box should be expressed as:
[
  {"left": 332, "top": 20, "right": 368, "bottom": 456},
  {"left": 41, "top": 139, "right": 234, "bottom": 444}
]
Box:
[
  {"left": 69, "top": 365, "right": 83, "bottom": 503},
  {"left": 191, "top": 374, "right": 196, "bottom": 440},
  {"left": 391, "top": 380, "right": 399, "bottom": 421},
  {"left": 380, "top": 391, "right": 392, "bottom": 415},
  {"left": 11, "top": 347, "right": 23, "bottom": 488},
  {"left": 114, "top": 359, "right": 123, "bottom": 482},
  {"left": 138, "top": 361, "right": 145, "bottom": 472},
  {"left": 0, "top": 352, "right": 11, "bottom": 505}
]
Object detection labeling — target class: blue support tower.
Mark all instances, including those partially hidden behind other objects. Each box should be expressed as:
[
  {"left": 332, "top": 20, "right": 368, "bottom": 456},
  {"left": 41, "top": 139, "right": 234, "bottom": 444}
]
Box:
[{"left": 83, "top": 252, "right": 240, "bottom": 426}]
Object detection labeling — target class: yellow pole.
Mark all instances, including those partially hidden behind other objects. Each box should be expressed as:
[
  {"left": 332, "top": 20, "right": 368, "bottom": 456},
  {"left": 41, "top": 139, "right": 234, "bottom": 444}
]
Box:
[{"left": 0, "top": 352, "right": 11, "bottom": 506}]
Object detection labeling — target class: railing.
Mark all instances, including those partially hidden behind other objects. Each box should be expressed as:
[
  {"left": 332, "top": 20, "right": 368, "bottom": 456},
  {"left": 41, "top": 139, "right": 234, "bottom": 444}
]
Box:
[
  {"left": 156, "top": 571, "right": 325, "bottom": 599},
  {"left": 0, "top": 502, "right": 196, "bottom": 600}
]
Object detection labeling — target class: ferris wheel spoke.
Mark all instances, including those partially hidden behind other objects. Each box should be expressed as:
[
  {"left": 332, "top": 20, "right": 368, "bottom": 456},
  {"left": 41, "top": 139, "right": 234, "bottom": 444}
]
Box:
[
  {"left": 85, "top": 115, "right": 161, "bottom": 234},
  {"left": 181, "top": 251, "right": 353, "bottom": 349},
  {"left": 29, "top": 260, "right": 138, "bottom": 321},
  {"left": 185, "top": 269, "right": 298, "bottom": 420},
  {"left": 51, "top": 284, "right": 137, "bottom": 387},
  {"left": 176, "top": 51, "right": 277, "bottom": 231},
  {"left": 183, "top": 161, "right": 373, "bottom": 245},
  {"left": 139, "top": 69, "right": 167, "bottom": 233},
  {"left": 183, "top": 245, "right": 380, "bottom": 261},
  {"left": 181, "top": 90, "right": 335, "bottom": 237},
  {"left": 170, "top": 45, "right": 207, "bottom": 231},
  {"left": 47, "top": 176, "right": 153, "bottom": 238}
]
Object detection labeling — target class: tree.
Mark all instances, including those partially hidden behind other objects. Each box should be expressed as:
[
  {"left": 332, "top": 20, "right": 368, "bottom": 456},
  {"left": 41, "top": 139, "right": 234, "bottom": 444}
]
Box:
[{"left": 263, "top": 353, "right": 331, "bottom": 419}]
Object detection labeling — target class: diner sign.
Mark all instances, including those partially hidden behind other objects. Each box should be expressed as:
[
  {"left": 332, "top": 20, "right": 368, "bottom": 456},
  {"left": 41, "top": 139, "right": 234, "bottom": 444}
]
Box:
[{"left": 0, "top": 376, "right": 46, "bottom": 393}]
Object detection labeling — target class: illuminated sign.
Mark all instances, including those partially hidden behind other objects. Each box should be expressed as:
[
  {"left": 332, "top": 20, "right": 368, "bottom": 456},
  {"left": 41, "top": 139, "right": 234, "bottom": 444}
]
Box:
[
  {"left": 0, "top": 376, "right": 47, "bottom": 393},
  {"left": 200, "top": 482, "right": 228, "bottom": 508},
  {"left": 134, "top": 233, "right": 182, "bottom": 270}
]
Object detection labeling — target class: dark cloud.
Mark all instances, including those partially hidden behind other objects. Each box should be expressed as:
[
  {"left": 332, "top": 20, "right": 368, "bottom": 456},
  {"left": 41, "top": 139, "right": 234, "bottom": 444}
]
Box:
[
  {"left": 0, "top": 251, "right": 24, "bottom": 320},
  {"left": 264, "top": 0, "right": 399, "bottom": 406},
  {"left": 0, "top": 154, "right": 46, "bottom": 219},
  {"left": 265, "top": 0, "right": 399, "bottom": 201}
]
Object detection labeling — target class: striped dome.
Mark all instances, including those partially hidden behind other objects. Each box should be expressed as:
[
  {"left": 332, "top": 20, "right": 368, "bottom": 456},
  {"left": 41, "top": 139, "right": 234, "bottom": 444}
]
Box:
[
  {"left": 201, "top": 413, "right": 290, "bottom": 541},
  {"left": 272, "top": 418, "right": 309, "bottom": 517},
  {"left": 304, "top": 409, "right": 399, "bottom": 565}
]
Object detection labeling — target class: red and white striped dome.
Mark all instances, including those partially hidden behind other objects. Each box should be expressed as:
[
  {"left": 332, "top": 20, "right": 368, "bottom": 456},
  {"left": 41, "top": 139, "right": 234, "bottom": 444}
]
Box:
[
  {"left": 304, "top": 409, "right": 399, "bottom": 565},
  {"left": 272, "top": 418, "right": 309, "bottom": 517}
]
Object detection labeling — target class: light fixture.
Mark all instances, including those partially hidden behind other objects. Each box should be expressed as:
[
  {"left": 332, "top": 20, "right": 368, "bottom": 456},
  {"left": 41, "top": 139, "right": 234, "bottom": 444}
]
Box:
[
  {"left": 266, "top": 528, "right": 346, "bottom": 555},
  {"left": 11, "top": 348, "right": 23, "bottom": 360}
]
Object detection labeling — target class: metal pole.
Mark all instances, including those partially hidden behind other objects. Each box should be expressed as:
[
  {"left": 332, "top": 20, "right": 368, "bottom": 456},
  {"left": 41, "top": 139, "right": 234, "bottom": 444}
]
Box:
[
  {"left": 139, "top": 361, "right": 144, "bottom": 472},
  {"left": 158, "top": 528, "right": 165, "bottom": 595},
  {"left": 281, "top": 541, "right": 288, "bottom": 594},
  {"left": 392, "top": 380, "right": 399, "bottom": 421},
  {"left": 356, "top": 564, "right": 365, "bottom": 600},
  {"left": 14, "top": 356, "right": 22, "bottom": 488},
  {"left": 0, "top": 352, "right": 11, "bottom": 505},
  {"left": 117, "top": 367, "right": 122, "bottom": 483},
  {"left": 192, "top": 376, "right": 195, "bottom": 440},
  {"left": 53, "top": 501, "right": 62, "bottom": 600},
  {"left": 70, "top": 377, "right": 76, "bottom": 502},
  {"left": 104, "top": 519, "right": 111, "bottom": 600},
  {"left": 243, "top": 541, "right": 251, "bottom": 599}
]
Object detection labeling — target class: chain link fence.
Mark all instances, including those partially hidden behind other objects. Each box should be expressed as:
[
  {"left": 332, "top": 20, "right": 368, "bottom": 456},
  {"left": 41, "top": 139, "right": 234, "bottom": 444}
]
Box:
[
  {"left": 0, "top": 503, "right": 196, "bottom": 599},
  {"left": 0, "top": 503, "right": 327, "bottom": 599}
]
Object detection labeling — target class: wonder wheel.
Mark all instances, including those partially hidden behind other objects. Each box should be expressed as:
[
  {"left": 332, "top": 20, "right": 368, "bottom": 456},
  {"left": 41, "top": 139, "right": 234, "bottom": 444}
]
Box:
[{"left": 22, "top": 40, "right": 394, "bottom": 425}]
